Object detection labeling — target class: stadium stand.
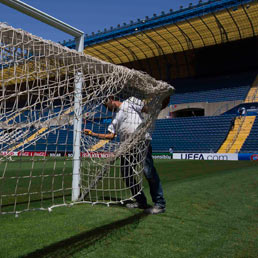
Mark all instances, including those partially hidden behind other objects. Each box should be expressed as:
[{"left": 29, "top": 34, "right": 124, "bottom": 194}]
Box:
[
  {"left": 24, "top": 119, "right": 115, "bottom": 153},
  {"left": 23, "top": 113, "right": 239, "bottom": 154},
  {"left": 12, "top": 0, "right": 258, "bottom": 155},
  {"left": 169, "top": 71, "right": 257, "bottom": 104},
  {"left": 40, "top": 0, "right": 258, "bottom": 155},
  {"left": 28, "top": 129, "right": 74, "bottom": 152},
  {"left": 64, "top": 0, "right": 258, "bottom": 154},
  {"left": 151, "top": 115, "right": 234, "bottom": 153}
]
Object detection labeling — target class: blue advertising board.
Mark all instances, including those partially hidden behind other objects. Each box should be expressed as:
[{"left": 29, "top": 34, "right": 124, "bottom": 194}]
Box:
[{"left": 238, "top": 153, "right": 258, "bottom": 161}]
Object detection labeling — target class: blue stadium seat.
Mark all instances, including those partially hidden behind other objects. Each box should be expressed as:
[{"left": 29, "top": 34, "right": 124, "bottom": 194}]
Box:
[
  {"left": 151, "top": 115, "right": 234, "bottom": 153},
  {"left": 170, "top": 71, "right": 256, "bottom": 104}
]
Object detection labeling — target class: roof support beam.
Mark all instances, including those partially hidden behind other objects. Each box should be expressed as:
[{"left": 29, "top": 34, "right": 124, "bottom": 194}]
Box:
[
  {"left": 199, "top": 15, "right": 218, "bottom": 45},
  {"left": 114, "top": 37, "right": 140, "bottom": 66},
  {"left": 141, "top": 31, "right": 163, "bottom": 80},
  {"left": 241, "top": 3, "right": 255, "bottom": 37},
  {"left": 163, "top": 26, "right": 190, "bottom": 77},
  {"left": 226, "top": 7, "right": 242, "bottom": 40},
  {"left": 152, "top": 27, "right": 179, "bottom": 81},
  {"left": 123, "top": 35, "right": 153, "bottom": 76},
  {"left": 212, "top": 12, "right": 229, "bottom": 43}
]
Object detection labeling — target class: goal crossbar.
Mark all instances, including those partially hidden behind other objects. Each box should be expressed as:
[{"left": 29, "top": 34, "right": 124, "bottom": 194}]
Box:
[{"left": 0, "top": 0, "right": 84, "bottom": 37}]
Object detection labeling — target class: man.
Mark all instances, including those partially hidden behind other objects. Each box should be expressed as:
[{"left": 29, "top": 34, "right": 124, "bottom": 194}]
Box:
[
  {"left": 84, "top": 96, "right": 167, "bottom": 214},
  {"left": 169, "top": 147, "right": 174, "bottom": 159}
]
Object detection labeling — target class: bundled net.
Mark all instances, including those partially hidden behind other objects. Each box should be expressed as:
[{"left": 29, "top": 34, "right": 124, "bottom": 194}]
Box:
[{"left": 0, "top": 23, "right": 174, "bottom": 215}]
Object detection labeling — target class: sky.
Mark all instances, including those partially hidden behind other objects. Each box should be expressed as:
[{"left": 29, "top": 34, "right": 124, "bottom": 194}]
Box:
[{"left": 0, "top": 0, "right": 201, "bottom": 43}]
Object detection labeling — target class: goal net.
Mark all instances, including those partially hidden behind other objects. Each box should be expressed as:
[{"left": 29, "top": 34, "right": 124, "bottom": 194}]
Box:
[{"left": 0, "top": 23, "right": 174, "bottom": 215}]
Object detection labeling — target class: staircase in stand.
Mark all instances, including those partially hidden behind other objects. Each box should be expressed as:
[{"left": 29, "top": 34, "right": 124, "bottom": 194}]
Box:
[{"left": 218, "top": 116, "right": 256, "bottom": 153}]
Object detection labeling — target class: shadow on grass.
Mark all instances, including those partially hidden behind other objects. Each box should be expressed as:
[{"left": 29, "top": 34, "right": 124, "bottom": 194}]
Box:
[
  {"left": 2, "top": 194, "right": 71, "bottom": 208},
  {"left": 22, "top": 212, "right": 148, "bottom": 258}
]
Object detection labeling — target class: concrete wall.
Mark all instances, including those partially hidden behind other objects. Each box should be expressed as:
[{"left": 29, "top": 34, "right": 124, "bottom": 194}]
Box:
[
  {"left": 168, "top": 100, "right": 243, "bottom": 117},
  {"left": 158, "top": 106, "right": 170, "bottom": 119}
]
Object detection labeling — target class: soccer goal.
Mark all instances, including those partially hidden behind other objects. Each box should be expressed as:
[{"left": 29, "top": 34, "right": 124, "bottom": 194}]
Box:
[{"left": 0, "top": 21, "right": 173, "bottom": 215}]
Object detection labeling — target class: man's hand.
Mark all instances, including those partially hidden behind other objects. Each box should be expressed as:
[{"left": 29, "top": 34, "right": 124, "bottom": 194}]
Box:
[{"left": 84, "top": 129, "right": 93, "bottom": 135}]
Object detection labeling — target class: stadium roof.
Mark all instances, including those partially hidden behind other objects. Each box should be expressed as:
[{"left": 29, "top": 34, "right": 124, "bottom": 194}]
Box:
[{"left": 65, "top": 0, "right": 258, "bottom": 65}]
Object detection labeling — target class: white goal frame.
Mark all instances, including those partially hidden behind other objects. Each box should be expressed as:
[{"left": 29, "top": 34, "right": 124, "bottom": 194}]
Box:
[{"left": 0, "top": 0, "right": 84, "bottom": 201}]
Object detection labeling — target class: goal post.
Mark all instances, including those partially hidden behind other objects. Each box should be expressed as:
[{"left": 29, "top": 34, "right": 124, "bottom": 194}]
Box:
[
  {"left": 72, "top": 36, "right": 84, "bottom": 202},
  {"left": 0, "top": 14, "right": 174, "bottom": 215}
]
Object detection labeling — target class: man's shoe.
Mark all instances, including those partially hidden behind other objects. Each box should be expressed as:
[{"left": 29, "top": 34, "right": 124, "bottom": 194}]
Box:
[
  {"left": 144, "top": 205, "right": 166, "bottom": 214},
  {"left": 125, "top": 202, "right": 148, "bottom": 209}
]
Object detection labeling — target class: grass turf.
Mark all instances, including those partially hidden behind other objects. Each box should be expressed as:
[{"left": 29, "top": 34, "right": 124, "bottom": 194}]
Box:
[{"left": 0, "top": 160, "right": 257, "bottom": 258}]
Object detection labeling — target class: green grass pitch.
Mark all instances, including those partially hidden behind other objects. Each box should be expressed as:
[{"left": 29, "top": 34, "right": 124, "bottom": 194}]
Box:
[{"left": 0, "top": 159, "right": 257, "bottom": 258}]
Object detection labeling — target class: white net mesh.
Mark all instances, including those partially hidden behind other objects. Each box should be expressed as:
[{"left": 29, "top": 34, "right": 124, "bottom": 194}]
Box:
[{"left": 0, "top": 23, "right": 174, "bottom": 215}]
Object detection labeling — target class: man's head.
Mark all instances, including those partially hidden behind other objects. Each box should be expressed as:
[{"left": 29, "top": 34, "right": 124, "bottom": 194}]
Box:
[{"left": 104, "top": 96, "right": 121, "bottom": 112}]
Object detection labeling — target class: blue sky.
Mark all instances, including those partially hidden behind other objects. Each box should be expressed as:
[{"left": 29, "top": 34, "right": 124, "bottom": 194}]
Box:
[{"left": 0, "top": 0, "right": 201, "bottom": 43}]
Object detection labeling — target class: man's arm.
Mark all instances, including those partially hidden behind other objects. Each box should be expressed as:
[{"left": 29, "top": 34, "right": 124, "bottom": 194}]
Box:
[{"left": 84, "top": 129, "right": 115, "bottom": 140}]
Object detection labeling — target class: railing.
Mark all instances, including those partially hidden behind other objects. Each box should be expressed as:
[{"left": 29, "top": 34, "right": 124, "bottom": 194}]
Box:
[
  {"left": 212, "top": 100, "right": 244, "bottom": 116},
  {"left": 251, "top": 87, "right": 258, "bottom": 102},
  {"left": 212, "top": 96, "right": 258, "bottom": 116}
]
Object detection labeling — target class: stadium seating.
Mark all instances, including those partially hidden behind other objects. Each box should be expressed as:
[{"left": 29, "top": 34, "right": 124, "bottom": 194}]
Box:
[
  {"left": 151, "top": 115, "right": 234, "bottom": 153},
  {"left": 170, "top": 71, "right": 257, "bottom": 104},
  {"left": 14, "top": 113, "right": 258, "bottom": 154},
  {"left": 24, "top": 120, "right": 114, "bottom": 153},
  {"left": 11, "top": 101, "right": 258, "bottom": 154},
  {"left": 240, "top": 116, "right": 258, "bottom": 152},
  {"left": 29, "top": 129, "right": 74, "bottom": 152}
]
